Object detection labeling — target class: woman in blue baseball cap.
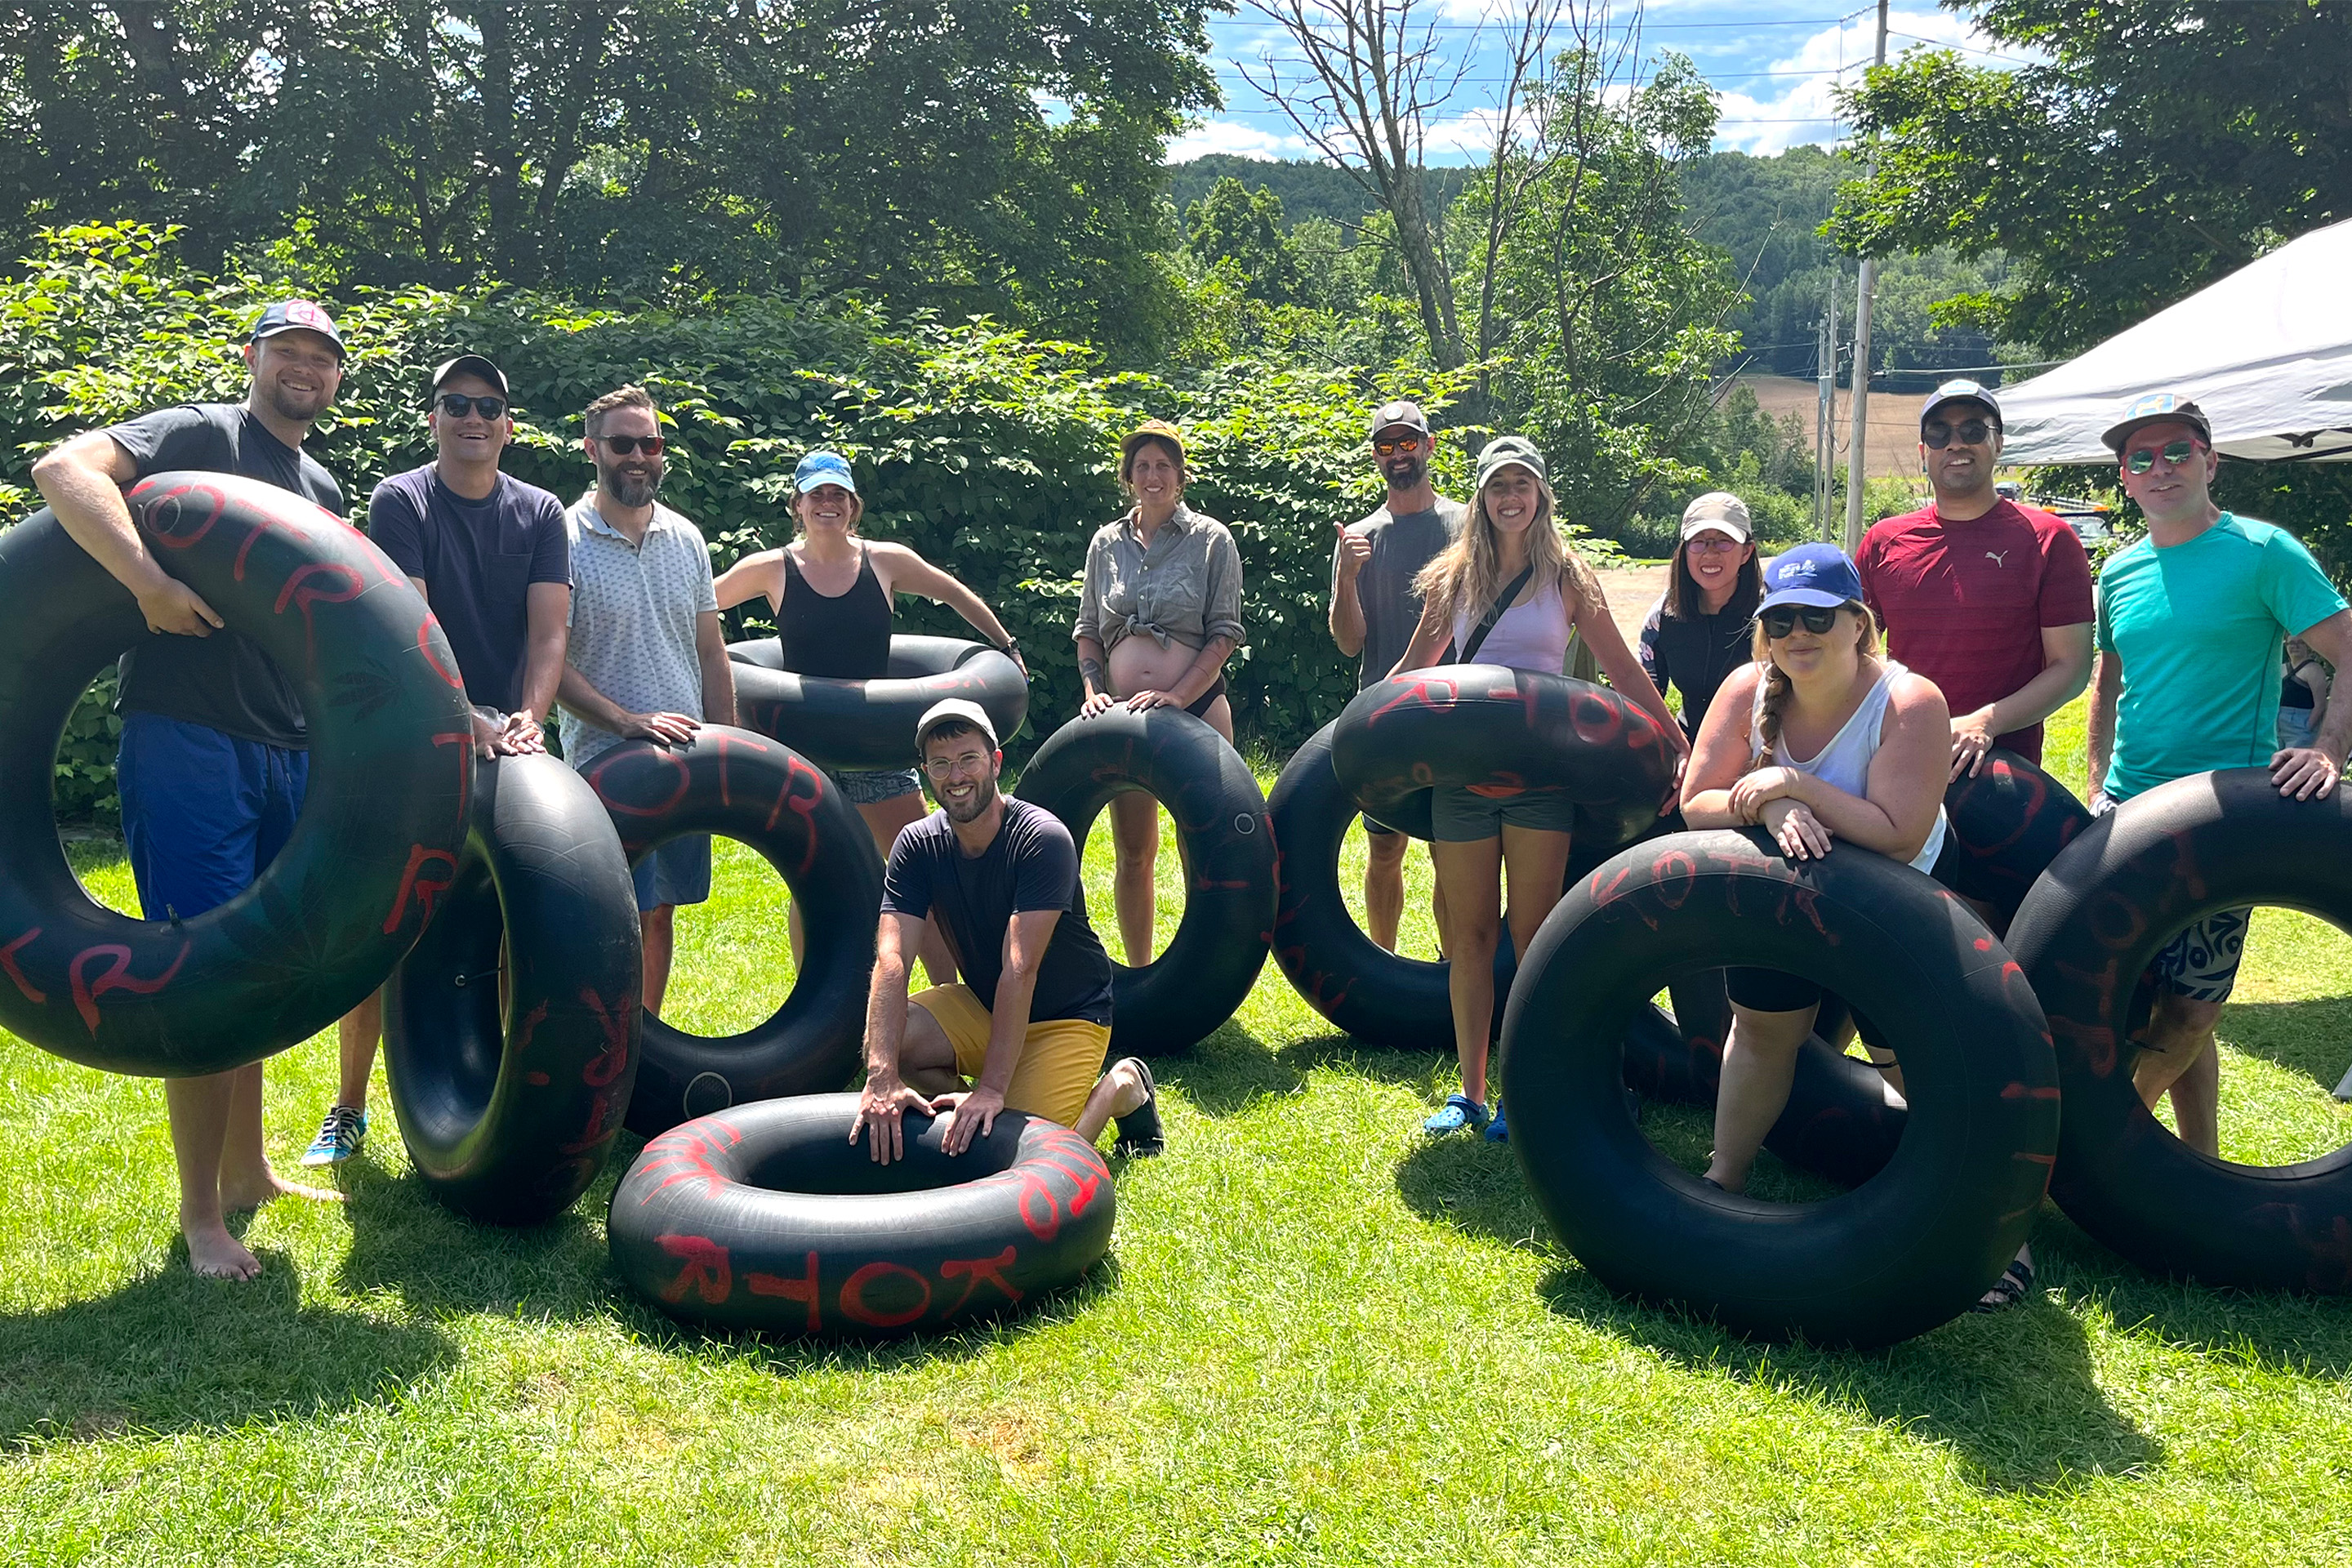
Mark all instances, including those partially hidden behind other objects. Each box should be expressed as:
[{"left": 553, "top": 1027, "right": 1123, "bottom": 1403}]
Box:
[
  {"left": 717, "top": 449, "right": 1027, "bottom": 982},
  {"left": 1678, "top": 541, "right": 1956, "bottom": 1193}
]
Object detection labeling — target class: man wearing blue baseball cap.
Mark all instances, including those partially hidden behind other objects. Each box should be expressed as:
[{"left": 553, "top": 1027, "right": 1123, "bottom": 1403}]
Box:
[
  {"left": 2089, "top": 390, "right": 2352, "bottom": 1156},
  {"left": 29, "top": 300, "right": 353, "bottom": 1278},
  {"left": 1856, "top": 379, "right": 2094, "bottom": 780}
]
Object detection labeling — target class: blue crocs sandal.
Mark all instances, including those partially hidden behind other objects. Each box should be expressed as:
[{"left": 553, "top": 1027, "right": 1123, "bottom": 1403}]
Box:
[
  {"left": 1483, "top": 1103, "right": 1509, "bottom": 1143},
  {"left": 300, "top": 1105, "right": 368, "bottom": 1168},
  {"left": 1423, "top": 1094, "right": 1490, "bottom": 1136}
]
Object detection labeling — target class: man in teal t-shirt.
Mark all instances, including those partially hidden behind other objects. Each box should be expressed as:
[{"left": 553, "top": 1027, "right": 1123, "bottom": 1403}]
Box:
[{"left": 2088, "top": 392, "right": 2352, "bottom": 1154}]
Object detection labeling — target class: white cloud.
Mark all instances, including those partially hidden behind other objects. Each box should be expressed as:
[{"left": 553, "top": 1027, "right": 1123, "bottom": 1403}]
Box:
[
  {"left": 1167, "top": 117, "right": 1316, "bottom": 162},
  {"left": 1708, "top": 7, "right": 2035, "bottom": 156}
]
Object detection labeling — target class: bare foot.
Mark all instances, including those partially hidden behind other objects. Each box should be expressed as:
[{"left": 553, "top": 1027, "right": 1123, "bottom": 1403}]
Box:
[
  {"left": 219, "top": 1167, "right": 345, "bottom": 1212},
  {"left": 181, "top": 1214, "right": 262, "bottom": 1281}
]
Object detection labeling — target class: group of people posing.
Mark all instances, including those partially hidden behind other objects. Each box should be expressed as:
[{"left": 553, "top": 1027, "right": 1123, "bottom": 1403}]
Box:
[{"left": 33, "top": 303, "right": 2352, "bottom": 1311}]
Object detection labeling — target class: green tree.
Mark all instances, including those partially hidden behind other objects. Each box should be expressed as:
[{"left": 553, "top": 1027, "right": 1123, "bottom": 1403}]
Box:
[
  {"left": 1185, "top": 178, "right": 1301, "bottom": 305},
  {"left": 1829, "top": 0, "right": 2352, "bottom": 354}
]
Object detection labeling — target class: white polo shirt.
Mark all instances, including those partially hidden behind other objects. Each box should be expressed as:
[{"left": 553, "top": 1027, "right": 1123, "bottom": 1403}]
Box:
[{"left": 559, "top": 490, "right": 719, "bottom": 768}]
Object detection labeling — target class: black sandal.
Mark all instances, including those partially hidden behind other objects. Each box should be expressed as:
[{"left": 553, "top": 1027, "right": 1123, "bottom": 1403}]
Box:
[
  {"left": 1111, "top": 1058, "right": 1165, "bottom": 1158},
  {"left": 1971, "top": 1255, "right": 2034, "bottom": 1313}
]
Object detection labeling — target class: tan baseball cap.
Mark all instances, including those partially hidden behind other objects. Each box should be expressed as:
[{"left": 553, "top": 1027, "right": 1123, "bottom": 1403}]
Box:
[{"left": 1680, "top": 492, "right": 1753, "bottom": 542}]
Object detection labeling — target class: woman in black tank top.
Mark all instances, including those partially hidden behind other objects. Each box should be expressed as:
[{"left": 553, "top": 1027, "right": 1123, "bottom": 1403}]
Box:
[{"left": 715, "top": 450, "right": 1028, "bottom": 985}]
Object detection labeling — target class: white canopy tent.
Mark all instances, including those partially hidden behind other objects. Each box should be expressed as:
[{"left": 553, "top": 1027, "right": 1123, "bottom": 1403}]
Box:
[{"left": 1995, "top": 216, "right": 2352, "bottom": 467}]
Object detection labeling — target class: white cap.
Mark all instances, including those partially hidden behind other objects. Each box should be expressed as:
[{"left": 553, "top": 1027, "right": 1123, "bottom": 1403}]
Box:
[
  {"left": 1680, "top": 492, "right": 1753, "bottom": 542},
  {"left": 915, "top": 697, "right": 999, "bottom": 757}
]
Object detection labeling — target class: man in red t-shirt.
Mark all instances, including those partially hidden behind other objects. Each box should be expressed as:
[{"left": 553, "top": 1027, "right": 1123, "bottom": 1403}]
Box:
[{"left": 1856, "top": 379, "right": 2094, "bottom": 777}]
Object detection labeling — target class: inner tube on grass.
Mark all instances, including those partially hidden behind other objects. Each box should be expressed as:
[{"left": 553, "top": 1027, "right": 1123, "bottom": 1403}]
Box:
[
  {"left": 1500, "top": 829, "right": 2059, "bottom": 1347},
  {"left": 1329, "top": 664, "right": 1677, "bottom": 854},
  {"left": 609, "top": 1093, "right": 1114, "bottom": 1336},
  {"left": 586, "top": 726, "right": 884, "bottom": 1135},
  {"left": 729, "top": 635, "right": 1028, "bottom": 771},
  {"left": 0, "top": 475, "right": 470, "bottom": 1076},
  {"left": 1943, "top": 748, "right": 2091, "bottom": 928},
  {"left": 2007, "top": 767, "right": 2352, "bottom": 1291},
  {"left": 1013, "top": 707, "right": 1275, "bottom": 1058},
  {"left": 384, "top": 754, "right": 643, "bottom": 1225}
]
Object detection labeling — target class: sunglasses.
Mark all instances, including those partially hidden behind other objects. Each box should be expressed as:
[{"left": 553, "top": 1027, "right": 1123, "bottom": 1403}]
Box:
[
  {"left": 1758, "top": 605, "right": 1843, "bottom": 638},
  {"left": 1922, "top": 418, "right": 1993, "bottom": 449},
  {"left": 435, "top": 393, "right": 507, "bottom": 421},
  {"left": 2126, "top": 438, "right": 2202, "bottom": 474},
  {"left": 1374, "top": 435, "right": 1424, "bottom": 456},
  {"left": 595, "top": 434, "right": 666, "bottom": 457}
]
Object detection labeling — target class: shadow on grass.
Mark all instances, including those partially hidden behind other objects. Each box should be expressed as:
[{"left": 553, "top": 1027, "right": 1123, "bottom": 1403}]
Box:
[
  {"left": 0, "top": 1250, "right": 454, "bottom": 1450},
  {"left": 1156, "top": 1018, "right": 1448, "bottom": 1120},
  {"left": 1531, "top": 1258, "right": 2165, "bottom": 1495},
  {"left": 332, "top": 1149, "right": 622, "bottom": 1322},
  {"left": 2217, "top": 997, "right": 2352, "bottom": 1097},
  {"left": 2032, "top": 1212, "right": 2352, "bottom": 1378}
]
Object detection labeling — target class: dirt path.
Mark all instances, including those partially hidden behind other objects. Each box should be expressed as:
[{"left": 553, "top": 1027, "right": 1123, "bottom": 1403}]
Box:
[{"left": 1594, "top": 563, "right": 1670, "bottom": 653}]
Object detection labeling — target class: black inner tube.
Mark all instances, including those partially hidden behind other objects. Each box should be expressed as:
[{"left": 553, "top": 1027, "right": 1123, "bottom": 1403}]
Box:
[
  {"left": 584, "top": 726, "right": 884, "bottom": 1135},
  {"left": 0, "top": 476, "right": 470, "bottom": 1076},
  {"left": 1013, "top": 707, "right": 1275, "bottom": 1058},
  {"left": 385, "top": 754, "right": 644, "bottom": 1226},
  {"left": 2008, "top": 766, "right": 2352, "bottom": 1291},
  {"left": 1503, "top": 828, "right": 2059, "bottom": 1348},
  {"left": 729, "top": 634, "right": 1028, "bottom": 770},
  {"left": 608, "top": 1093, "right": 1116, "bottom": 1336}
]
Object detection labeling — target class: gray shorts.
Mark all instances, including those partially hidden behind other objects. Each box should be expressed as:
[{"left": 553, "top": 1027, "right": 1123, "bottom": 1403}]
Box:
[
  {"left": 1428, "top": 784, "right": 1580, "bottom": 843},
  {"left": 826, "top": 766, "right": 921, "bottom": 807},
  {"left": 633, "top": 834, "right": 712, "bottom": 913},
  {"left": 2150, "top": 906, "right": 2252, "bottom": 1004}
]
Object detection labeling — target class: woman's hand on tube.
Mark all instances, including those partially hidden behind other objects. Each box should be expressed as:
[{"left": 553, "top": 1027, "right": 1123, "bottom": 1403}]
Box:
[
  {"left": 1124, "top": 688, "right": 1178, "bottom": 712},
  {"left": 1080, "top": 690, "right": 1120, "bottom": 719},
  {"left": 1729, "top": 765, "right": 1802, "bottom": 823},
  {"left": 1760, "top": 797, "right": 1832, "bottom": 859}
]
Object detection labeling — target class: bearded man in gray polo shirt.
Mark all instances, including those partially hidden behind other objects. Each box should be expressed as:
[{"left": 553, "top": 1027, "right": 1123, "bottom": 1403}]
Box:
[{"left": 555, "top": 385, "right": 736, "bottom": 1015}]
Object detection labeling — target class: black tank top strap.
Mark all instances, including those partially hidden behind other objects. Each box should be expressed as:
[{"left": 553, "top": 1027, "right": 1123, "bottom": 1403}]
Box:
[{"left": 776, "top": 542, "right": 894, "bottom": 679}]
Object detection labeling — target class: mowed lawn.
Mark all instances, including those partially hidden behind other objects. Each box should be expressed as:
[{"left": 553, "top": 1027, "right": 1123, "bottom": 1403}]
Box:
[{"left": 4, "top": 698, "right": 2352, "bottom": 1566}]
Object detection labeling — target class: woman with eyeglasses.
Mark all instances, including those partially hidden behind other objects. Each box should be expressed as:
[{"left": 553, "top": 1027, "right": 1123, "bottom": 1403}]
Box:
[
  {"left": 1074, "top": 419, "right": 1246, "bottom": 967},
  {"left": 1639, "top": 492, "right": 1763, "bottom": 742},
  {"left": 1678, "top": 543, "right": 1954, "bottom": 1193},
  {"left": 1392, "top": 437, "right": 1687, "bottom": 1141},
  {"left": 715, "top": 449, "right": 1027, "bottom": 981}
]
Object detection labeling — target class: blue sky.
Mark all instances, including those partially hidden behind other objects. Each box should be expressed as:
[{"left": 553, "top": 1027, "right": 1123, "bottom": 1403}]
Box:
[{"left": 1171, "top": 1, "right": 2028, "bottom": 163}]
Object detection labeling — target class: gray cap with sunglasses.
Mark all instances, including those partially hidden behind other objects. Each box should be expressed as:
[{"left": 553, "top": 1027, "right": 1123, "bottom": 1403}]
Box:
[{"left": 1919, "top": 378, "right": 2002, "bottom": 431}]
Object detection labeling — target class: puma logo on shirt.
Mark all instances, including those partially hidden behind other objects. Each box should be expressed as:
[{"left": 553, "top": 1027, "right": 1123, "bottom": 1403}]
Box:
[{"left": 1984, "top": 550, "right": 2010, "bottom": 568}]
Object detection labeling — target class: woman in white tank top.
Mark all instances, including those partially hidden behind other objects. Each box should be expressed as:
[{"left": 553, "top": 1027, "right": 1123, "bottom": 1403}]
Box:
[
  {"left": 1389, "top": 437, "right": 1686, "bottom": 1142},
  {"left": 1679, "top": 543, "right": 1953, "bottom": 1196}
]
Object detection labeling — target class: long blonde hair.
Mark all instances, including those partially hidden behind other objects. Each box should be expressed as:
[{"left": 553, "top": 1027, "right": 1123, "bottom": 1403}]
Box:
[
  {"left": 1748, "top": 600, "right": 1882, "bottom": 758},
  {"left": 1414, "top": 465, "right": 1602, "bottom": 636}
]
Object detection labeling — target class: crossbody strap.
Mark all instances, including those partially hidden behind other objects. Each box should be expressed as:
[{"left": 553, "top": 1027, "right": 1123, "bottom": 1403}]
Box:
[{"left": 1457, "top": 564, "right": 1536, "bottom": 665}]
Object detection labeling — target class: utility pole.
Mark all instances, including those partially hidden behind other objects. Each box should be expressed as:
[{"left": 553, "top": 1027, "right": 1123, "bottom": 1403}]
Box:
[
  {"left": 1842, "top": 0, "right": 1892, "bottom": 553},
  {"left": 1815, "top": 270, "right": 1839, "bottom": 540}
]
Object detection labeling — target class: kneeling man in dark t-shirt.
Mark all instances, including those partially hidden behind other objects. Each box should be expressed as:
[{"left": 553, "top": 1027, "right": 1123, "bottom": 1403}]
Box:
[{"left": 853, "top": 699, "right": 1163, "bottom": 1162}]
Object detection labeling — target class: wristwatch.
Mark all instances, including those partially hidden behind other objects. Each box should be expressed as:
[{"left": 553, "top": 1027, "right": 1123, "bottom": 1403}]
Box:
[{"left": 996, "top": 635, "right": 1021, "bottom": 656}]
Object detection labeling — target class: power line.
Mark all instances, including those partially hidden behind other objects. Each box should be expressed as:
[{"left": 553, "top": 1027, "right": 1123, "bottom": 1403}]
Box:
[{"left": 1205, "top": 15, "right": 1859, "bottom": 32}]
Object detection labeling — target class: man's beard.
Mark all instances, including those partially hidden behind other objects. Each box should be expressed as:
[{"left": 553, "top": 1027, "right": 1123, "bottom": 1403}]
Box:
[
  {"left": 942, "top": 774, "right": 999, "bottom": 825},
  {"left": 603, "top": 466, "right": 662, "bottom": 508},
  {"left": 265, "top": 382, "right": 329, "bottom": 424},
  {"left": 1383, "top": 456, "right": 1428, "bottom": 492}
]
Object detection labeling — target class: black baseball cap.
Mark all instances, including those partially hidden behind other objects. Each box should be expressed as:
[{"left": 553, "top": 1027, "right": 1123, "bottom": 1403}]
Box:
[
  {"left": 1919, "top": 378, "right": 2002, "bottom": 430},
  {"left": 430, "top": 354, "right": 510, "bottom": 399},
  {"left": 250, "top": 300, "right": 347, "bottom": 358}
]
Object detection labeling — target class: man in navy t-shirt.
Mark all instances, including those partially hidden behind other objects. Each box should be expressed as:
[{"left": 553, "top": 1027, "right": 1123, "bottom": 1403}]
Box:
[
  {"left": 316, "top": 354, "right": 572, "bottom": 1166},
  {"left": 31, "top": 300, "right": 353, "bottom": 1279},
  {"left": 852, "top": 700, "right": 1163, "bottom": 1164}
]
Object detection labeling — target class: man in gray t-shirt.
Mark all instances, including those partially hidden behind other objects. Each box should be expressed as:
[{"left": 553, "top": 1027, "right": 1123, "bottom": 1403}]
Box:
[{"left": 1329, "top": 399, "right": 1464, "bottom": 951}]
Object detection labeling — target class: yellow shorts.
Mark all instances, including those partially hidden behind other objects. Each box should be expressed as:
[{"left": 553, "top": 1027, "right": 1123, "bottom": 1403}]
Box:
[{"left": 909, "top": 983, "right": 1111, "bottom": 1129}]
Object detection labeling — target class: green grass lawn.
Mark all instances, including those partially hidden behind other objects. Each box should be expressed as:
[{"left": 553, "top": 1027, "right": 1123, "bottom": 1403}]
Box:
[{"left": 4, "top": 705, "right": 2350, "bottom": 1566}]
